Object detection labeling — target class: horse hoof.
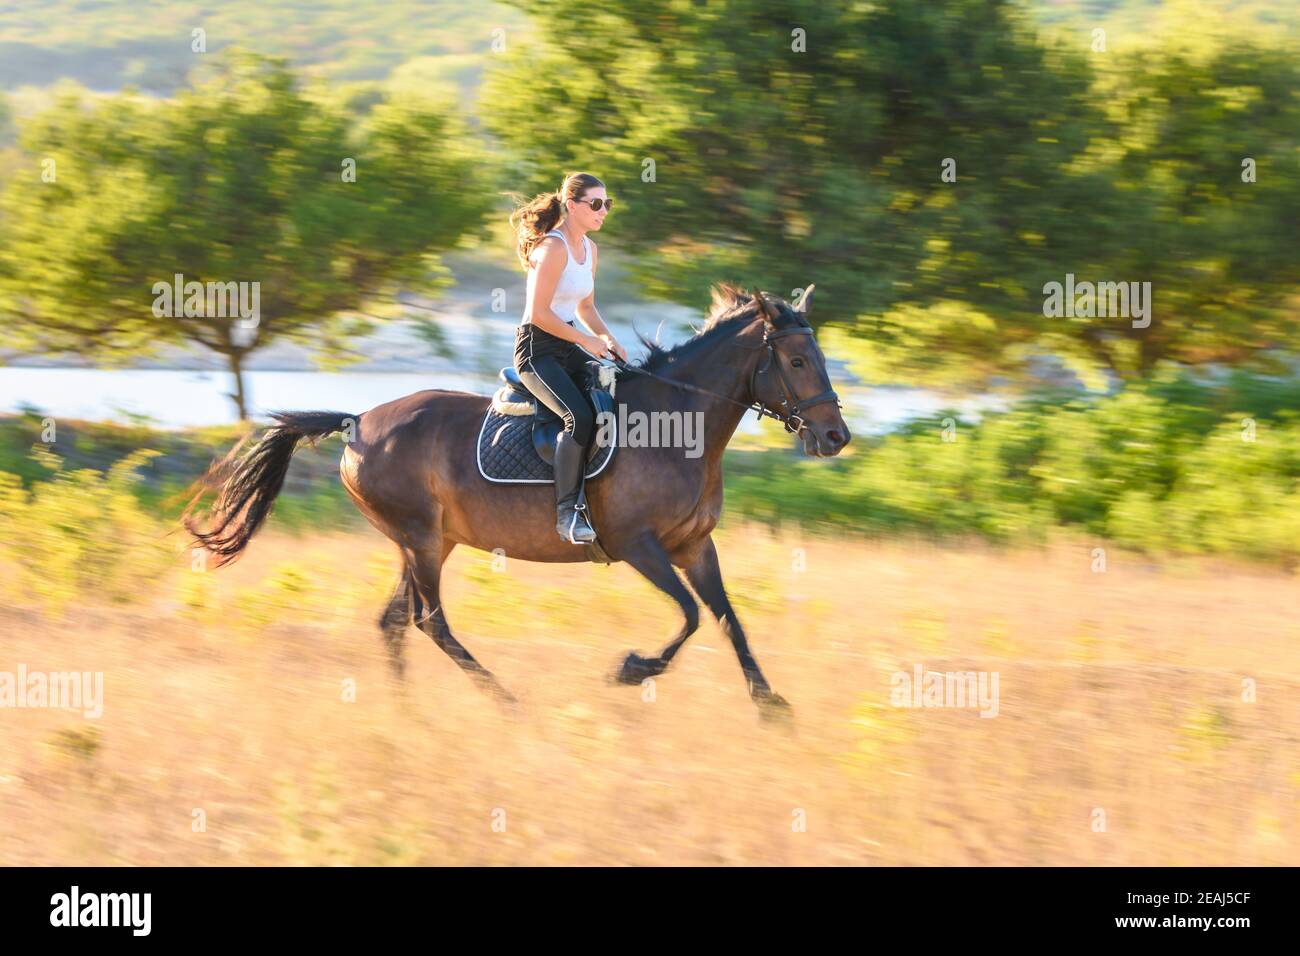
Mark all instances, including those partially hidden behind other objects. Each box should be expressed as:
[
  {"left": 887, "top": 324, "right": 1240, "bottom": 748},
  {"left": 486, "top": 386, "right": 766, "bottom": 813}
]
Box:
[
  {"left": 493, "top": 688, "right": 523, "bottom": 717},
  {"left": 478, "top": 677, "right": 520, "bottom": 713},
  {"left": 756, "top": 691, "right": 793, "bottom": 723},
  {"left": 614, "top": 652, "right": 658, "bottom": 685}
]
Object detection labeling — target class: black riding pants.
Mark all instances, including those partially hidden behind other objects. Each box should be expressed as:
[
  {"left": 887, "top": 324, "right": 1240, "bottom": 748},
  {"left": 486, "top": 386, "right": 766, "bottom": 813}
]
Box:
[{"left": 514, "top": 321, "right": 595, "bottom": 447}]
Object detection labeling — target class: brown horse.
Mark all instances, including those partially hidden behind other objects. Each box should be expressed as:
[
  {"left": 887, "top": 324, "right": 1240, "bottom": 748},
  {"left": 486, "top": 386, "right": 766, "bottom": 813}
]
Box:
[{"left": 186, "top": 283, "right": 851, "bottom": 716}]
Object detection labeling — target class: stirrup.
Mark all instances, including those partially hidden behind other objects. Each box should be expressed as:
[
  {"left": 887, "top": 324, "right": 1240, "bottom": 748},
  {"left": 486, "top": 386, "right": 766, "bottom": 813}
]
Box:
[{"left": 559, "top": 499, "right": 597, "bottom": 544}]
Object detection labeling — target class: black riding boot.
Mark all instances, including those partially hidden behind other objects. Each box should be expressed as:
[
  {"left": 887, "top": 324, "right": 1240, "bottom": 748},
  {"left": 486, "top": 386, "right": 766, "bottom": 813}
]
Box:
[{"left": 553, "top": 431, "right": 597, "bottom": 544}]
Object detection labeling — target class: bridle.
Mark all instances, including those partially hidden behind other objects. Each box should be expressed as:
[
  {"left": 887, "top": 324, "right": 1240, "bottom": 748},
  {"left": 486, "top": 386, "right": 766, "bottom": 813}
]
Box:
[
  {"left": 748, "top": 323, "right": 843, "bottom": 434},
  {"left": 607, "top": 316, "right": 843, "bottom": 436}
]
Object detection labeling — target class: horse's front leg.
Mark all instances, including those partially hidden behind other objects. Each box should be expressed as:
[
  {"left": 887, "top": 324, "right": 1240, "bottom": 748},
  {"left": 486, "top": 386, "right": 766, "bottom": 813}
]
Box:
[
  {"left": 612, "top": 532, "right": 701, "bottom": 685},
  {"left": 680, "top": 535, "right": 790, "bottom": 719}
]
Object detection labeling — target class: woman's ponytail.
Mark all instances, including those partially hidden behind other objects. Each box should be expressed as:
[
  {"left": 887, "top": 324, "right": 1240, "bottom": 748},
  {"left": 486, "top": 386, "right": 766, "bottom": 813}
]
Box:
[{"left": 509, "top": 172, "right": 605, "bottom": 271}]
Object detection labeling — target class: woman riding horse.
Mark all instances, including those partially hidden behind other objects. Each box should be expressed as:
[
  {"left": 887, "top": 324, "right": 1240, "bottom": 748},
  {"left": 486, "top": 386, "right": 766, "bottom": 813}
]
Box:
[{"left": 509, "top": 172, "right": 629, "bottom": 544}]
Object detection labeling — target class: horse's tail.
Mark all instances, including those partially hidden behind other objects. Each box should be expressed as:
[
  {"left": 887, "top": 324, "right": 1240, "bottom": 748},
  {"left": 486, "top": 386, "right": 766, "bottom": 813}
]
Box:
[{"left": 184, "top": 410, "right": 355, "bottom": 567}]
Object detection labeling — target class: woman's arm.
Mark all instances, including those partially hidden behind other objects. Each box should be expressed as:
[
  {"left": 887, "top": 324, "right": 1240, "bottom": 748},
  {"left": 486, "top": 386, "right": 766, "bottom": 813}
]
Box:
[{"left": 574, "top": 243, "right": 628, "bottom": 361}]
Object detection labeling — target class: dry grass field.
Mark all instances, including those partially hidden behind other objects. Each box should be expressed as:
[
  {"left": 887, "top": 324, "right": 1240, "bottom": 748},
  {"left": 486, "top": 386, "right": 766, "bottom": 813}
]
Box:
[{"left": 1, "top": 522, "right": 1296, "bottom": 865}]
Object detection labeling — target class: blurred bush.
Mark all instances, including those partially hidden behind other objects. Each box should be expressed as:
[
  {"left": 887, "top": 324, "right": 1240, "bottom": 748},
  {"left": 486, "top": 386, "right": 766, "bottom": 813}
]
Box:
[
  {"left": 0, "top": 447, "right": 175, "bottom": 613},
  {"left": 725, "top": 370, "right": 1300, "bottom": 564}
]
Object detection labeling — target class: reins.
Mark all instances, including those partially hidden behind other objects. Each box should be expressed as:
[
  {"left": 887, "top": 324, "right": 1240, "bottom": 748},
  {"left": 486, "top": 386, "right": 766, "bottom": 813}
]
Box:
[{"left": 605, "top": 320, "right": 842, "bottom": 436}]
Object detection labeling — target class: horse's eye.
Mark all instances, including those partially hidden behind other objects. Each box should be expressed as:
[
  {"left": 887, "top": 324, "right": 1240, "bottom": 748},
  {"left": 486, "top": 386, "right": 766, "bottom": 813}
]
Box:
[{"left": 791, "top": 358, "right": 804, "bottom": 368}]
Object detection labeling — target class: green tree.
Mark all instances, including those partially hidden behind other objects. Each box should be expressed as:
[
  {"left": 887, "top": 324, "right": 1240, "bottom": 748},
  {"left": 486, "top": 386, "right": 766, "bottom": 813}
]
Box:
[
  {"left": 0, "top": 51, "right": 494, "bottom": 418},
  {"left": 483, "top": 0, "right": 1300, "bottom": 388},
  {"left": 1080, "top": 37, "right": 1300, "bottom": 376}
]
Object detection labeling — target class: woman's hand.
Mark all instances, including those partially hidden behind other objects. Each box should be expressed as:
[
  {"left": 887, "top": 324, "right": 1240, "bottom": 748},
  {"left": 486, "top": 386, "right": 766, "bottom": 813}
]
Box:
[
  {"left": 581, "top": 333, "right": 613, "bottom": 359},
  {"left": 598, "top": 334, "right": 628, "bottom": 363}
]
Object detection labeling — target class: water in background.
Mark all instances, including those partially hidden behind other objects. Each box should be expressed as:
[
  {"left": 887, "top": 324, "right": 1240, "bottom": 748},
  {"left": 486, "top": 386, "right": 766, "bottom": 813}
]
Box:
[
  {"left": 0, "top": 307, "right": 1003, "bottom": 433},
  {"left": 0, "top": 365, "right": 1001, "bottom": 436}
]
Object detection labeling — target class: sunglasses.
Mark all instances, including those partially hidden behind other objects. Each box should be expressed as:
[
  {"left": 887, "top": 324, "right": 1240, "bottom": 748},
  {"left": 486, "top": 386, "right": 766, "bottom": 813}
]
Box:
[{"left": 571, "top": 196, "right": 614, "bottom": 212}]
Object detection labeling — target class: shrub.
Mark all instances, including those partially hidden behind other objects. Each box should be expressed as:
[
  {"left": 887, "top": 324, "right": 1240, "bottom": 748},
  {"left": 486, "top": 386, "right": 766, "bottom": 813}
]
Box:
[{"left": 0, "top": 448, "right": 175, "bottom": 613}]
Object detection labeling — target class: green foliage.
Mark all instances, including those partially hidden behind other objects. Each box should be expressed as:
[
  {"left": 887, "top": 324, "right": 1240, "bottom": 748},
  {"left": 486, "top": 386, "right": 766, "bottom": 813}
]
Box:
[
  {"left": 0, "top": 1, "right": 530, "bottom": 97},
  {"left": 0, "top": 448, "right": 176, "bottom": 613},
  {"left": 487, "top": 0, "right": 1300, "bottom": 386},
  {"left": 1077, "top": 34, "right": 1300, "bottom": 375},
  {"left": 724, "top": 371, "right": 1300, "bottom": 563},
  {"left": 0, "top": 51, "right": 495, "bottom": 417},
  {"left": 0, "top": 415, "right": 363, "bottom": 538}
]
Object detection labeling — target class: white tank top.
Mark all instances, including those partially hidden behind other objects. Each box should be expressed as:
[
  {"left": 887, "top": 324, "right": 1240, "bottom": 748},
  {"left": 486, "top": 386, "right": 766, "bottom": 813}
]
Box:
[{"left": 524, "top": 227, "right": 593, "bottom": 327}]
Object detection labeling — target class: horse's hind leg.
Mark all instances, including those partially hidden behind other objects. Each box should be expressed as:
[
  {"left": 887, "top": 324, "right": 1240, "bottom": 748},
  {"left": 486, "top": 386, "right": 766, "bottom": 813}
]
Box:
[
  {"left": 405, "top": 536, "right": 517, "bottom": 706},
  {"left": 378, "top": 569, "right": 412, "bottom": 679}
]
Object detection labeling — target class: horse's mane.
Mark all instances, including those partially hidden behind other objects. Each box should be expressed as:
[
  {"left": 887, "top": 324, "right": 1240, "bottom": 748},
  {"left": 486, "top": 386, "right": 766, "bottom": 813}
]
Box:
[{"left": 615, "top": 282, "right": 805, "bottom": 382}]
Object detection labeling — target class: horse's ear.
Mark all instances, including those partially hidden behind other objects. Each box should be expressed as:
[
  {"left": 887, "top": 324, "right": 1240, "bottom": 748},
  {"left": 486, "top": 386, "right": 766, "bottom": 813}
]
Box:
[
  {"left": 795, "top": 284, "right": 816, "bottom": 315},
  {"left": 752, "top": 287, "right": 778, "bottom": 325}
]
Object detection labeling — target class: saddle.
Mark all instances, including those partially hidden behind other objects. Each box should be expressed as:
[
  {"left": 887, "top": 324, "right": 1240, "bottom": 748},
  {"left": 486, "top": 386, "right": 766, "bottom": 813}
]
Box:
[
  {"left": 478, "top": 361, "right": 618, "bottom": 564},
  {"left": 476, "top": 359, "right": 620, "bottom": 563}
]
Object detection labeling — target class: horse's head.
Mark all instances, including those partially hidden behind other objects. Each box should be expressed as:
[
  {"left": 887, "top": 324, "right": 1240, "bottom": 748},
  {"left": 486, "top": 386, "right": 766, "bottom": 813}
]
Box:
[{"left": 750, "top": 285, "right": 851, "bottom": 457}]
